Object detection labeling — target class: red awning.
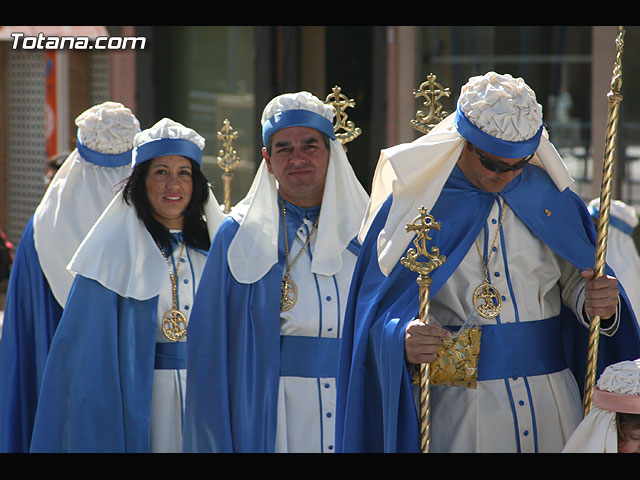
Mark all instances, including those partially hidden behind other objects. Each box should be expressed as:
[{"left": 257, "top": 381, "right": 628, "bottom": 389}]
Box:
[{"left": 0, "top": 26, "right": 109, "bottom": 41}]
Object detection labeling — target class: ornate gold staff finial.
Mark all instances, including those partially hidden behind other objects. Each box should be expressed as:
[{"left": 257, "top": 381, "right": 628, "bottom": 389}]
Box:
[
  {"left": 325, "top": 85, "right": 362, "bottom": 151},
  {"left": 400, "top": 206, "right": 447, "bottom": 453},
  {"left": 216, "top": 118, "right": 241, "bottom": 214},
  {"left": 411, "top": 73, "right": 451, "bottom": 134},
  {"left": 583, "top": 26, "right": 626, "bottom": 417}
]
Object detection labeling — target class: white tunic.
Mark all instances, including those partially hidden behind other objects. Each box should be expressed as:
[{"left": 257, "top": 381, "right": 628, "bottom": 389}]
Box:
[
  {"left": 274, "top": 217, "right": 357, "bottom": 453},
  {"left": 428, "top": 196, "right": 609, "bottom": 453},
  {"left": 150, "top": 241, "right": 207, "bottom": 453}
]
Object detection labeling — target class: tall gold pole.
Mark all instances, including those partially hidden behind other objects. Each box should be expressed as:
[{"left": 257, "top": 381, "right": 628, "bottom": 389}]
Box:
[
  {"left": 216, "top": 119, "right": 241, "bottom": 214},
  {"left": 325, "top": 85, "right": 362, "bottom": 151},
  {"left": 583, "top": 26, "right": 626, "bottom": 417},
  {"left": 400, "top": 207, "right": 446, "bottom": 453}
]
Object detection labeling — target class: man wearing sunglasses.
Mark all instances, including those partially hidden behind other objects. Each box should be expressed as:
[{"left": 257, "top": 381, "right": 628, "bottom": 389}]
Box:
[{"left": 337, "top": 72, "right": 640, "bottom": 453}]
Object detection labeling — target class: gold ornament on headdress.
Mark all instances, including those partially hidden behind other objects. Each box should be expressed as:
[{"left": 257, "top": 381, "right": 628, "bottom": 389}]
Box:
[
  {"left": 411, "top": 73, "right": 451, "bottom": 134},
  {"left": 325, "top": 85, "right": 362, "bottom": 151},
  {"left": 583, "top": 26, "right": 626, "bottom": 417},
  {"left": 217, "top": 118, "right": 241, "bottom": 214}
]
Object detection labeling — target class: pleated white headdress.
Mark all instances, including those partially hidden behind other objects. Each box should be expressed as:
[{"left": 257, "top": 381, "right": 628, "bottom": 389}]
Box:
[
  {"left": 361, "top": 72, "right": 575, "bottom": 276},
  {"left": 33, "top": 101, "right": 139, "bottom": 306}
]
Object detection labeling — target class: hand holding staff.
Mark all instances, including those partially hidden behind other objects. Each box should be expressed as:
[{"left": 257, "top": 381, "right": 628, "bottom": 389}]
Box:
[{"left": 583, "top": 26, "right": 626, "bottom": 417}]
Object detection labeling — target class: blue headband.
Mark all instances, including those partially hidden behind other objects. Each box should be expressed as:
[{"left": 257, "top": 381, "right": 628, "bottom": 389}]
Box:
[
  {"left": 454, "top": 104, "right": 543, "bottom": 159},
  {"left": 132, "top": 137, "right": 202, "bottom": 168},
  {"left": 76, "top": 132, "right": 133, "bottom": 167},
  {"left": 262, "top": 109, "right": 336, "bottom": 146}
]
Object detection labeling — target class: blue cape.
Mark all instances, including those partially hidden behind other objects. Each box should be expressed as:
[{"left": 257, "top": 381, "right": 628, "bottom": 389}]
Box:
[
  {"left": 29, "top": 275, "right": 158, "bottom": 452},
  {"left": 0, "top": 216, "right": 63, "bottom": 452},
  {"left": 184, "top": 201, "right": 331, "bottom": 452},
  {"left": 336, "top": 164, "right": 640, "bottom": 453}
]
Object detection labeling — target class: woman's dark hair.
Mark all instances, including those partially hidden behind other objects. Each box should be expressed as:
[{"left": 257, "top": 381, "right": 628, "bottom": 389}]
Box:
[{"left": 122, "top": 157, "right": 211, "bottom": 253}]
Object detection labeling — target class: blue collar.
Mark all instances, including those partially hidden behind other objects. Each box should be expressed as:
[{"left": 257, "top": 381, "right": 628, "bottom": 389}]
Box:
[{"left": 281, "top": 198, "right": 321, "bottom": 224}]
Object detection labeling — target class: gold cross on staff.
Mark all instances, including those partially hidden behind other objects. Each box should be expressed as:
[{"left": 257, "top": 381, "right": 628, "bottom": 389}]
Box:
[
  {"left": 325, "top": 85, "right": 362, "bottom": 151},
  {"left": 411, "top": 73, "right": 451, "bottom": 134},
  {"left": 217, "top": 119, "right": 241, "bottom": 214},
  {"left": 401, "top": 206, "right": 447, "bottom": 280}
]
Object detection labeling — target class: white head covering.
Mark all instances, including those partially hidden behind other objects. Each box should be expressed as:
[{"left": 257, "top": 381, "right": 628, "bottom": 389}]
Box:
[
  {"left": 226, "top": 91, "right": 369, "bottom": 284},
  {"left": 33, "top": 101, "right": 139, "bottom": 307},
  {"left": 362, "top": 72, "right": 575, "bottom": 276},
  {"left": 563, "top": 359, "right": 640, "bottom": 452},
  {"left": 588, "top": 199, "right": 640, "bottom": 326},
  {"left": 67, "top": 118, "right": 225, "bottom": 300}
]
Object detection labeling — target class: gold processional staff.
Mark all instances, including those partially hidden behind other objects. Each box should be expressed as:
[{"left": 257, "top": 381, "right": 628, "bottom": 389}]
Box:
[
  {"left": 403, "top": 73, "right": 450, "bottom": 454},
  {"left": 583, "top": 26, "right": 626, "bottom": 417},
  {"left": 405, "top": 74, "right": 483, "bottom": 453},
  {"left": 216, "top": 119, "right": 240, "bottom": 214},
  {"left": 401, "top": 208, "right": 447, "bottom": 453},
  {"left": 216, "top": 86, "right": 362, "bottom": 213}
]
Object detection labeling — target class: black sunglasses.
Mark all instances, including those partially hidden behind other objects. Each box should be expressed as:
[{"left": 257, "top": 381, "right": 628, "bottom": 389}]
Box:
[{"left": 473, "top": 146, "right": 535, "bottom": 174}]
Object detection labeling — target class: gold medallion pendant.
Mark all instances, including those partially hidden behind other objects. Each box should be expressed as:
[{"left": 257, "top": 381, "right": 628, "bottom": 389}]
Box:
[
  {"left": 158, "top": 241, "right": 187, "bottom": 342},
  {"left": 473, "top": 282, "right": 502, "bottom": 319},
  {"left": 473, "top": 200, "right": 506, "bottom": 320},
  {"left": 280, "top": 276, "right": 298, "bottom": 312},
  {"left": 280, "top": 198, "right": 319, "bottom": 312},
  {"left": 162, "top": 309, "right": 188, "bottom": 341}
]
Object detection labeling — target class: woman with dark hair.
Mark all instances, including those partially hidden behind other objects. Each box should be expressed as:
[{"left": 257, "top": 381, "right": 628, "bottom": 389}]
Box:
[{"left": 30, "top": 118, "right": 225, "bottom": 453}]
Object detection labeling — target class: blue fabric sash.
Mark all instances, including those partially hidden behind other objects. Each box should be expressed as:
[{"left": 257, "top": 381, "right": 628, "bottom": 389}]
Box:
[
  {"left": 155, "top": 342, "right": 187, "bottom": 370},
  {"left": 280, "top": 336, "right": 340, "bottom": 378},
  {"left": 472, "top": 316, "right": 565, "bottom": 381}
]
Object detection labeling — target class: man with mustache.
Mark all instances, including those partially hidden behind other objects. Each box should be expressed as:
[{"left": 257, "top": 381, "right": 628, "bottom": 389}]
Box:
[{"left": 184, "top": 91, "right": 369, "bottom": 452}]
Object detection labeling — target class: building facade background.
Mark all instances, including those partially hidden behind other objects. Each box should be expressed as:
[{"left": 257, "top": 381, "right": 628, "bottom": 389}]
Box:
[{"left": 1, "top": 25, "right": 639, "bottom": 249}]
